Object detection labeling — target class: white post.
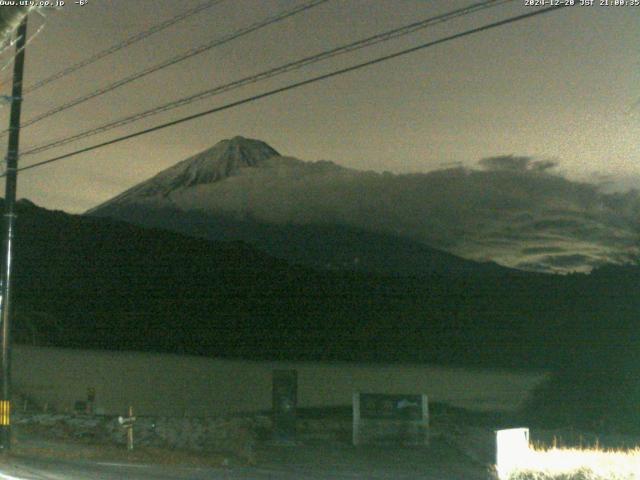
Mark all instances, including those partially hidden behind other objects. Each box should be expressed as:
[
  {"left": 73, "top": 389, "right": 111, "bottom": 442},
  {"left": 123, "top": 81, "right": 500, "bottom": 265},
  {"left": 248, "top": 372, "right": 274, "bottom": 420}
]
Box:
[
  {"left": 127, "top": 406, "right": 134, "bottom": 451},
  {"left": 421, "top": 394, "right": 429, "bottom": 445},
  {"left": 352, "top": 392, "right": 360, "bottom": 446},
  {"left": 118, "top": 406, "right": 136, "bottom": 451}
]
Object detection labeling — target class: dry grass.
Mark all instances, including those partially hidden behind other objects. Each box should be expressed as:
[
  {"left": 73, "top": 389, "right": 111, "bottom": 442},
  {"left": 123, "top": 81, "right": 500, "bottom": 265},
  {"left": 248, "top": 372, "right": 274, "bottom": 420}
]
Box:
[{"left": 503, "top": 445, "right": 640, "bottom": 480}]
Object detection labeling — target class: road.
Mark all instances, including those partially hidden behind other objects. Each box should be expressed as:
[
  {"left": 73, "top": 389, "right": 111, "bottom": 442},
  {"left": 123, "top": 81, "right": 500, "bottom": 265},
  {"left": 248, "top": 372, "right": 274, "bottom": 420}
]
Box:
[
  {"left": 1, "top": 457, "right": 288, "bottom": 480},
  {"left": 0, "top": 443, "right": 490, "bottom": 479}
]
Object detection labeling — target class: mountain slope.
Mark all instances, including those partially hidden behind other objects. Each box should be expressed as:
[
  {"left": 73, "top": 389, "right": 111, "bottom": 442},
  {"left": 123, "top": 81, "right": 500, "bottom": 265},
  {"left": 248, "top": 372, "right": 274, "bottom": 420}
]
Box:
[
  {"left": 87, "top": 137, "right": 640, "bottom": 274},
  {"left": 88, "top": 201, "right": 508, "bottom": 277},
  {"left": 12, "top": 198, "right": 637, "bottom": 371},
  {"left": 88, "top": 136, "right": 498, "bottom": 277}
]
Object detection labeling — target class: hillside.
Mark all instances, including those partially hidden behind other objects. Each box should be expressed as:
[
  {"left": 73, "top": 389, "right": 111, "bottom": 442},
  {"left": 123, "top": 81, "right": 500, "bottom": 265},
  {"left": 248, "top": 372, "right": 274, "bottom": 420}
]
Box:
[{"left": 7, "top": 199, "right": 640, "bottom": 375}]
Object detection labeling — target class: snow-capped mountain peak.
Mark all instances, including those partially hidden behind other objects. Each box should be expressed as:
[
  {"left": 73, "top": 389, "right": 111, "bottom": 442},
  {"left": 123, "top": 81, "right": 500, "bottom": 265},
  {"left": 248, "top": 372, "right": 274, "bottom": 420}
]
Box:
[
  {"left": 139, "top": 136, "right": 279, "bottom": 192},
  {"left": 88, "top": 136, "right": 279, "bottom": 211}
]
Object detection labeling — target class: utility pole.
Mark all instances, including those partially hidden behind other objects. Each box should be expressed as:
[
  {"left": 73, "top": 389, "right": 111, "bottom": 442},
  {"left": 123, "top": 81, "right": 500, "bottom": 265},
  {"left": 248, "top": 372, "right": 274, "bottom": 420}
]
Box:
[{"left": 0, "top": 17, "right": 28, "bottom": 452}]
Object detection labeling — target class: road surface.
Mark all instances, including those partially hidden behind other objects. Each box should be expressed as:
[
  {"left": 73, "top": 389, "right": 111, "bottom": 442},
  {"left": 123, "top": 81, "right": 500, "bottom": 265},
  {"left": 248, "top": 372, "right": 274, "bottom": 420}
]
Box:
[{"left": 0, "top": 442, "right": 490, "bottom": 479}]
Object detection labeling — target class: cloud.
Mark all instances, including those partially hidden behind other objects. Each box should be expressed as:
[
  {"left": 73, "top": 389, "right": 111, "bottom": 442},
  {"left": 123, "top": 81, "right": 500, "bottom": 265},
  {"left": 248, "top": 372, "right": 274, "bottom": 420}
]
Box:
[
  {"left": 477, "top": 155, "right": 558, "bottom": 173},
  {"left": 479, "top": 155, "right": 532, "bottom": 172},
  {"left": 516, "top": 254, "right": 603, "bottom": 273},
  {"left": 530, "top": 160, "right": 558, "bottom": 172},
  {"left": 118, "top": 153, "right": 640, "bottom": 274}
]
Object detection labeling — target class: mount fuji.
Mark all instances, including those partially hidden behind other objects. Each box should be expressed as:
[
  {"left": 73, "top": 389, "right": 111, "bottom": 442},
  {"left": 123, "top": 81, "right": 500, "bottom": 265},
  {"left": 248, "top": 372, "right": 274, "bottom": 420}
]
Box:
[{"left": 87, "top": 136, "right": 640, "bottom": 274}]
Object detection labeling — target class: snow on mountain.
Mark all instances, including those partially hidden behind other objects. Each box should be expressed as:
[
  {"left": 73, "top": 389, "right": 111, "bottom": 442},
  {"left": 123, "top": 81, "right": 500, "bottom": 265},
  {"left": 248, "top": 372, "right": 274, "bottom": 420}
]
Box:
[
  {"left": 87, "top": 136, "right": 640, "bottom": 274},
  {"left": 87, "top": 136, "right": 281, "bottom": 211}
]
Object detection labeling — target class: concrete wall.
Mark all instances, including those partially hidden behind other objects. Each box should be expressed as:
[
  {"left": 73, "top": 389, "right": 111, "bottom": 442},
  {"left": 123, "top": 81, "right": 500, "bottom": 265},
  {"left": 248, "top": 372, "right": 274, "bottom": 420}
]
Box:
[{"left": 12, "top": 345, "right": 548, "bottom": 417}]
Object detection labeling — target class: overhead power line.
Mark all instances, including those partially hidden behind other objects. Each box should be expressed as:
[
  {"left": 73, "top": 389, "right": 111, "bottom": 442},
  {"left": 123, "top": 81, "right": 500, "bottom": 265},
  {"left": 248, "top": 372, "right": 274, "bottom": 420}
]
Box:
[
  {"left": 22, "top": 0, "right": 511, "bottom": 156},
  {"left": 22, "top": 0, "right": 226, "bottom": 95},
  {"left": 8, "top": 0, "right": 330, "bottom": 135},
  {"left": 0, "top": 8, "right": 46, "bottom": 77},
  {"left": 12, "top": 4, "right": 570, "bottom": 176}
]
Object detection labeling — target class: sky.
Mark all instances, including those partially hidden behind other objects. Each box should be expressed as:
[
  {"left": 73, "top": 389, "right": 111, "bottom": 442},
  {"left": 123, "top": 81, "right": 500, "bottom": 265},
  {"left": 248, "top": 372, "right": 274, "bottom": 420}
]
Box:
[{"left": 0, "top": 0, "right": 637, "bottom": 213}]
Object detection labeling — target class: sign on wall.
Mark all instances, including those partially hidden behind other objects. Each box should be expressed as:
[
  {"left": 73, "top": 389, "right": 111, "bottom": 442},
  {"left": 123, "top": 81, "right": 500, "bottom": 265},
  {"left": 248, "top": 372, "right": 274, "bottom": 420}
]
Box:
[{"left": 353, "top": 392, "right": 429, "bottom": 446}]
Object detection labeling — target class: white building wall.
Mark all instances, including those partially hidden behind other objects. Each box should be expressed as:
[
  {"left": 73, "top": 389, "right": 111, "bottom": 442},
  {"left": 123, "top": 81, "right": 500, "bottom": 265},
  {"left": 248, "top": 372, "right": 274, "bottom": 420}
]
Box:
[{"left": 12, "top": 345, "right": 548, "bottom": 417}]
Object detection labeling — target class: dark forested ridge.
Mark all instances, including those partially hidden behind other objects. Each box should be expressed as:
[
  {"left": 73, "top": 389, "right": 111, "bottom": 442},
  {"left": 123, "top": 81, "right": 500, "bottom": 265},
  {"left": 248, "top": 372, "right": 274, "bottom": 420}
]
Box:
[{"left": 8, "top": 200, "right": 639, "bottom": 375}]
